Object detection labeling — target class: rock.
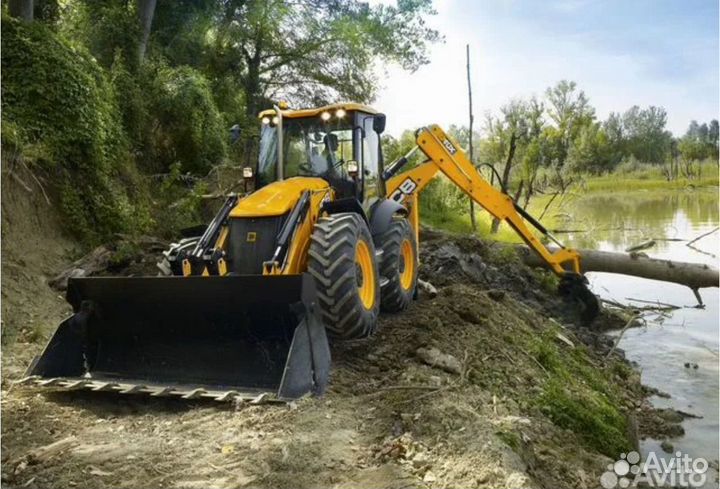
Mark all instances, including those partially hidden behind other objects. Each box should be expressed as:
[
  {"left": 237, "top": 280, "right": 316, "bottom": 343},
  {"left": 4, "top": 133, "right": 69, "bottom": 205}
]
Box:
[
  {"left": 423, "top": 470, "right": 437, "bottom": 483},
  {"left": 487, "top": 289, "right": 505, "bottom": 301},
  {"left": 657, "top": 409, "right": 684, "bottom": 423},
  {"left": 417, "top": 279, "right": 438, "bottom": 298},
  {"left": 415, "top": 347, "right": 462, "bottom": 375},
  {"left": 660, "top": 440, "right": 674, "bottom": 453}
]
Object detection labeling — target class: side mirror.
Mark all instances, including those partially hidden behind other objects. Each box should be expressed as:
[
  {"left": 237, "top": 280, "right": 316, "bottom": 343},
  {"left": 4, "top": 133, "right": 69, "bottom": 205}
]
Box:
[{"left": 373, "top": 114, "right": 386, "bottom": 134}]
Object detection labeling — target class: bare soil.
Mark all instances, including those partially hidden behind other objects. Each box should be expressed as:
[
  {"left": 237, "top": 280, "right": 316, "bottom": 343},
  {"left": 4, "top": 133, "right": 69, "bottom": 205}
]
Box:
[{"left": 1, "top": 170, "right": 686, "bottom": 489}]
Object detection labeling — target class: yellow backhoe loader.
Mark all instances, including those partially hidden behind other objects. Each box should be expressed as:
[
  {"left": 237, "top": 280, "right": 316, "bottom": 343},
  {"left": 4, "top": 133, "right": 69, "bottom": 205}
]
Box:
[{"left": 22, "top": 103, "right": 598, "bottom": 401}]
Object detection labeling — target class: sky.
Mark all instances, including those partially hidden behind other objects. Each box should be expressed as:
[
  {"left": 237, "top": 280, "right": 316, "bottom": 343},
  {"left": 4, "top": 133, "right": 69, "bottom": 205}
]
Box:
[{"left": 373, "top": 0, "right": 719, "bottom": 137}]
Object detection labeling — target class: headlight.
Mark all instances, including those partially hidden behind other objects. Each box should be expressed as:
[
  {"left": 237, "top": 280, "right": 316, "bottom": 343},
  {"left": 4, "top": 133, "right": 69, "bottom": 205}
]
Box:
[
  {"left": 261, "top": 116, "right": 271, "bottom": 125},
  {"left": 320, "top": 111, "right": 331, "bottom": 121},
  {"left": 272, "top": 116, "right": 279, "bottom": 125},
  {"left": 243, "top": 167, "right": 254, "bottom": 178},
  {"left": 336, "top": 108, "right": 346, "bottom": 118}
]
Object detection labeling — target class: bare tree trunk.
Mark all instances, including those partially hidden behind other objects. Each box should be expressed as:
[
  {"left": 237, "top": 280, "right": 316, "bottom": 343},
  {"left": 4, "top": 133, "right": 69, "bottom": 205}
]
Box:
[
  {"left": 515, "top": 245, "right": 719, "bottom": 291},
  {"left": 466, "top": 44, "right": 477, "bottom": 232},
  {"left": 490, "top": 131, "right": 517, "bottom": 233},
  {"left": 9, "top": 0, "right": 33, "bottom": 21},
  {"left": 137, "top": 0, "right": 157, "bottom": 64}
]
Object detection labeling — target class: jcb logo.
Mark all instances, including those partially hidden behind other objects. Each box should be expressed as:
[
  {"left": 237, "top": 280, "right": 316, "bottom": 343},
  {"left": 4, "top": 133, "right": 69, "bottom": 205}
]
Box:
[
  {"left": 389, "top": 178, "right": 418, "bottom": 203},
  {"left": 442, "top": 139, "right": 457, "bottom": 155}
]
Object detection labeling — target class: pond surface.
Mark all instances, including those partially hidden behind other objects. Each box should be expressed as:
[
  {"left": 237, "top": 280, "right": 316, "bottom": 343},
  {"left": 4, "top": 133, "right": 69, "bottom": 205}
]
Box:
[{"left": 559, "top": 188, "right": 719, "bottom": 486}]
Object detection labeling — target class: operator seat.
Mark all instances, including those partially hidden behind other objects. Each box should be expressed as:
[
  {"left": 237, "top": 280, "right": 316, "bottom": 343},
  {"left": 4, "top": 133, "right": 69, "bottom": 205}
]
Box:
[{"left": 322, "top": 133, "right": 357, "bottom": 199}]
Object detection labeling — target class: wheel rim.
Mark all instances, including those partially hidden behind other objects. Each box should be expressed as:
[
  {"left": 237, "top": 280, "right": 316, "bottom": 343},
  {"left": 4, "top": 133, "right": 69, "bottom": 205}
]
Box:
[
  {"left": 355, "top": 240, "right": 376, "bottom": 309},
  {"left": 399, "top": 239, "right": 414, "bottom": 291}
]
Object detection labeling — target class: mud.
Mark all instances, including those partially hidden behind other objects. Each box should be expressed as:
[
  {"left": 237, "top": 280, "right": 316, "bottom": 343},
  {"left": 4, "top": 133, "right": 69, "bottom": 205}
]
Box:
[{"left": 1, "top": 177, "right": 688, "bottom": 489}]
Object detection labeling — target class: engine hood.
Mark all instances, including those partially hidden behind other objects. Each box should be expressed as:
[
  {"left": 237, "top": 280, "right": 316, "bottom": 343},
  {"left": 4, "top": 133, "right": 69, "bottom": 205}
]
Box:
[{"left": 230, "top": 177, "right": 330, "bottom": 218}]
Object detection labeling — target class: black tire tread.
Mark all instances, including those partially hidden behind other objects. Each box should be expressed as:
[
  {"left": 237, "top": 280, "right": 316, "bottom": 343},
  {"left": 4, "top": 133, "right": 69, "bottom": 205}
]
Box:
[
  {"left": 377, "top": 217, "right": 418, "bottom": 312},
  {"left": 307, "top": 213, "right": 380, "bottom": 339}
]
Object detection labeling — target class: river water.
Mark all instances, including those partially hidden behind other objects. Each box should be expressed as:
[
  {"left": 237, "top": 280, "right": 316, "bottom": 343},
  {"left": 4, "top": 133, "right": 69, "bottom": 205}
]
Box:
[{"left": 558, "top": 188, "right": 719, "bottom": 486}]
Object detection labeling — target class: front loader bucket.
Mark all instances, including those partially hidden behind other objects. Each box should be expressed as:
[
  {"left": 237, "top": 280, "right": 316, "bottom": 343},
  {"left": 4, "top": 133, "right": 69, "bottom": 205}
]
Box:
[{"left": 22, "top": 274, "right": 330, "bottom": 402}]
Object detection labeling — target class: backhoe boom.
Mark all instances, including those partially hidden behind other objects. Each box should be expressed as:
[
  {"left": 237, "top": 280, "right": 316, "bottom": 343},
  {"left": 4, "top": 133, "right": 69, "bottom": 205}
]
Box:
[{"left": 386, "top": 125, "right": 581, "bottom": 277}]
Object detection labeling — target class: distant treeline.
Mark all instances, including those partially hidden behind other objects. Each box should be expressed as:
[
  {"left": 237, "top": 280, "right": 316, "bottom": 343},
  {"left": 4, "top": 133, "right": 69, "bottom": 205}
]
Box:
[{"left": 385, "top": 80, "right": 718, "bottom": 178}]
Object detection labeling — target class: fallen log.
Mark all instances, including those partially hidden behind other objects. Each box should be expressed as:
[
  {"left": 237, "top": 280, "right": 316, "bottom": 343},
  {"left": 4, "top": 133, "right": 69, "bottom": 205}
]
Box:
[{"left": 514, "top": 245, "right": 719, "bottom": 291}]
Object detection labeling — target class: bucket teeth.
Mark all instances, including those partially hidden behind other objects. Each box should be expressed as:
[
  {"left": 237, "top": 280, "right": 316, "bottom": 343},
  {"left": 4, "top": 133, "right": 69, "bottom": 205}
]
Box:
[
  {"left": 181, "top": 389, "right": 207, "bottom": 400},
  {"left": 15, "top": 376, "right": 278, "bottom": 403},
  {"left": 214, "top": 391, "right": 239, "bottom": 402},
  {"left": 14, "top": 376, "right": 40, "bottom": 386},
  {"left": 150, "top": 387, "right": 176, "bottom": 397},
  {"left": 90, "top": 382, "right": 120, "bottom": 392},
  {"left": 64, "top": 380, "right": 91, "bottom": 390},
  {"left": 38, "top": 378, "right": 63, "bottom": 387},
  {"left": 119, "top": 384, "right": 147, "bottom": 395}
]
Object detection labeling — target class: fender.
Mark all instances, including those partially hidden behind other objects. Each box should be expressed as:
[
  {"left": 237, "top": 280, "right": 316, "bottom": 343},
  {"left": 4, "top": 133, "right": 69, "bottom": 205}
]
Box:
[
  {"left": 369, "top": 198, "right": 408, "bottom": 237},
  {"left": 320, "top": 197, "right": 369, "bottom": 224}
]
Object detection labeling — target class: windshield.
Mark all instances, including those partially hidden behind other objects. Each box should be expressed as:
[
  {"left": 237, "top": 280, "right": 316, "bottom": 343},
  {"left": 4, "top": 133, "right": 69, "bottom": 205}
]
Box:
[{"left": 257, "top": 117, "right": 355, "bottom": 186}]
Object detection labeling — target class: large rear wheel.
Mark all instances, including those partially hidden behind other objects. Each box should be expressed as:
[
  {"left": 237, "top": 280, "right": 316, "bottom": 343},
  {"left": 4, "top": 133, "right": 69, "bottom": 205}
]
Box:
[
  {"left": 308, "top": 213, "right": 380, "bottom": 339},
  {"left": 377, "top": 217, "right": 418, "bottom": 312}
]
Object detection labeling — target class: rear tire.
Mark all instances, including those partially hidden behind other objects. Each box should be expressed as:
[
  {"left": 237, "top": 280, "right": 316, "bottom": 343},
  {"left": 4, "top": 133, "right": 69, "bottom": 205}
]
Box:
[
  {"left": 377, "top": 217, "right": 418, "bottom": 312},
  {"left": 308, "top": 213, "right": 380, "bottom": 339}
]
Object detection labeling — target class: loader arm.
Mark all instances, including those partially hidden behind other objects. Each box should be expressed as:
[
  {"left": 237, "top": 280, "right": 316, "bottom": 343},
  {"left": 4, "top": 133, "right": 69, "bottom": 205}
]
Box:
[{"left": 385, "top": 124, "right": 581, "bottom": 276}]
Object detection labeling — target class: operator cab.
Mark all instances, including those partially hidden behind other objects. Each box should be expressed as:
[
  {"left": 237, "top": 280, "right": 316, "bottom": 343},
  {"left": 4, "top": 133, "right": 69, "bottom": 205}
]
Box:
[{"left": 256, "top": 103, "right": 387, "bottom": 204}]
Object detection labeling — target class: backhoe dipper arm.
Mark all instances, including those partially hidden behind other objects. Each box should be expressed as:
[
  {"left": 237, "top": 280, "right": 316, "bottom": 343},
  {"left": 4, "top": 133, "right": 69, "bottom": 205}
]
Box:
[{"left": 385, "top": 124, "right": 581, "bottom": 276}]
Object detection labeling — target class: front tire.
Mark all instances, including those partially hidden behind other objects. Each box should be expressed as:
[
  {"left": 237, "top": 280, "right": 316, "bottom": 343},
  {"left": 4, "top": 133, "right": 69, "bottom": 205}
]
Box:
[
  {"left": 308, "top": 213, "right": 380, "bottom": 339},
  {"left": 377, "top": 217, "right": 418, "bottom": 312}
]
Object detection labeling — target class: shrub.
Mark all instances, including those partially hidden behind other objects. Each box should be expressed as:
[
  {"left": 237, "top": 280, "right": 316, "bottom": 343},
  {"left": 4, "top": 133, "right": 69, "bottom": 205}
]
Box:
[
  {"left": 144, "top": 64, "right": 227, "bottom": 175},
  {"left": 1, "top": 15, "right": 151, "bottom": 244}
]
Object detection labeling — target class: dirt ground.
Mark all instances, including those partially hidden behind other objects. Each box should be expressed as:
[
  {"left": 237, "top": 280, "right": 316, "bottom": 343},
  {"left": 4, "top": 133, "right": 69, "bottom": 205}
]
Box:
[{"left": 0, "top": 168, "right": 686, "bottom": 489}]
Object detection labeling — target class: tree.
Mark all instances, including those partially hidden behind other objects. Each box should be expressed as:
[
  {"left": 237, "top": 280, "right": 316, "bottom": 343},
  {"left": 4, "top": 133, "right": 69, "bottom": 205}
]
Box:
[
  {"left": 678, "top": 118, "right": 719, "bottom": 167},
  {"left": 544, "top": 80, "right": 595, "bottom": 167},
  {"left": 210, "top": 0, "right": 440, "bottom": 120},
  {"left": 137, "top": 0, "right": 157, "bottom": 64},
  {"left": 9, "top": 0, "right": 34, "bottom": 21},
  {"left": 621, "top": 105, "right": 671, "bottom": 163},
  {"left": 603, "top": 112, "right": 625, "bottom": 168},
  {"left": 566, "top": 122, "right": 612, "bottom": 174}
]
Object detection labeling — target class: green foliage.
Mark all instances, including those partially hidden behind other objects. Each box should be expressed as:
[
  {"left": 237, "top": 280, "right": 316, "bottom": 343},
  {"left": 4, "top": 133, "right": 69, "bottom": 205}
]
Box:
[
  {"left": 2, "top": 15, "right": 152, "bottom": 244},
  {"left": 144, "top": 64, "right": 227, "bottom": 174},
  {"left": 154, "top": 162, "right": 209, "bottom": 237},
  {"left": 525, "top": 328, "right": 633, "bottom": 457},
  {"left": 64, "top": 0, "right": 141, "bottom": 70},
  {"left": 620, "top": 105, "right": 672, "bottom": 164},
  {"left": 539, "top": 378, "right": 631, "bottom": 457},
  {"left": 208, "top": 0, "right": 440, "bottom": 117},
  {"left": 679, "top": 119, "right": 719, "bottom": 163},
  {"left": 566, "top": 122, "right": 613, "bottom": 174}
]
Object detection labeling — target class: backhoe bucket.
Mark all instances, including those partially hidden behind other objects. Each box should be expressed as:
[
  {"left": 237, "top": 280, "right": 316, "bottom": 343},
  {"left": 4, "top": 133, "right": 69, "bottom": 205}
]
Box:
[{"left": 23, "top": 274, "right": 330, "bottom": 402}]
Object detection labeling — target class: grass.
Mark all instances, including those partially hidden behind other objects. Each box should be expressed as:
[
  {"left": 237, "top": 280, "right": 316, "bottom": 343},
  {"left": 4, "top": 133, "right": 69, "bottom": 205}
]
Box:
[
  {"left": 583, "top": 174, "right": 718, "bottom": 192},
  {"left": 524, "top": 326, "right": 634, "bottom": 457},
  {"left": 581, "top": 160, "right": 718, "bottom": 192}
]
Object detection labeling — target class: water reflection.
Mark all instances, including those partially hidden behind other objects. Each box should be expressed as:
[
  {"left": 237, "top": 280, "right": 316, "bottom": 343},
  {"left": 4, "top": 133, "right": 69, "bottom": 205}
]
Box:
[{"left": 556, "top": 189, "right": 719, "bottom": 251}]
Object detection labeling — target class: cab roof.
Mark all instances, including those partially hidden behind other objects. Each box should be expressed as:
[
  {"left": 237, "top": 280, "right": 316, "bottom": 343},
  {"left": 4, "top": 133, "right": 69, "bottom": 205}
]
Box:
[{"left": 258, "top": 102, "right": 379, "bottom": 119}]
